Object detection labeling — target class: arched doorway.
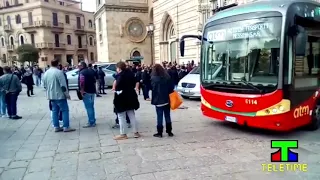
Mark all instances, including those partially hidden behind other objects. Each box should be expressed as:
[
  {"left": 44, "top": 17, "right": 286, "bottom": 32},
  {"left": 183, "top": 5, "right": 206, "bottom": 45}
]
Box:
[
  {"left": 132, "top": 50, "right": 141, "bottom": 57},
  {"left": 160, "top": 12, "right": 177, "bottom": 63}
]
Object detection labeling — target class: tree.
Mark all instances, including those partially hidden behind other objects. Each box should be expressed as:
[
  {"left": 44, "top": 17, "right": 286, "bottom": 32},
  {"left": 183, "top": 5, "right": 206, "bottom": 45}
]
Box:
[{"left": 15, "top": 44, "right": 39, "bottom": 64}]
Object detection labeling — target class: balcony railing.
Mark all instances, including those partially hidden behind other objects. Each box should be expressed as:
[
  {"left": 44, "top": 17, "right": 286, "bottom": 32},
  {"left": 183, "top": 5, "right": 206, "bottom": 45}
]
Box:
[
  {"left": 52, "top": 22, "right": 64, "bottom": 29},
  {"left": 22, "top": 21, "right": 51, "bottom": 28},
  {"left": 74, "top": 25, "right": 84, "bottom": 30},
  {"left": 77, "top": 45, "right": 87, "bottom": 50},
  {"left": 7, "top": 45, "right": 14, "bottom": 51},
  {"left": 35, "top": 43, "right": 66, "bottom": 49},
  {"left": 55, "top": 43, "right": 66, "bottom": 48},
  {"left": 4, "top": 24, "right": 12, "bottom": 31},
  {"left": 22, "top": 21, "right": 64, "bottom": 29}
]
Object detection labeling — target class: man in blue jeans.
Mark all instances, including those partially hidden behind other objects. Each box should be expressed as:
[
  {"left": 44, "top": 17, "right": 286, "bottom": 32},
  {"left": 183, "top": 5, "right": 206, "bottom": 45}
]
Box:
[
  {"left": 43, "top": 59, "right": 75, "bottom": 132},
  {"left": 78, "top": 61, "right": 96, "bottom": 128}
]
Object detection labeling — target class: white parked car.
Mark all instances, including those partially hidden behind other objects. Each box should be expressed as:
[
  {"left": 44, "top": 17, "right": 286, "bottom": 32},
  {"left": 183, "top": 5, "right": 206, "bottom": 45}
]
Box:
[
  {"left": 177, "top": 62, "right": 222, "bottom": 99},
  {"left": 66, "top": 63, "right": 116, "bottom": 90}
]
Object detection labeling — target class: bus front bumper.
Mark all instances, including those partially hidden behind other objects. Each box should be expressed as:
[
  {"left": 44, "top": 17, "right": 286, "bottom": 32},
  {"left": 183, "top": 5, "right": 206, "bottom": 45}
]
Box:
[{"left": 201, "top": 104, "right": 296, "bottom": 131}]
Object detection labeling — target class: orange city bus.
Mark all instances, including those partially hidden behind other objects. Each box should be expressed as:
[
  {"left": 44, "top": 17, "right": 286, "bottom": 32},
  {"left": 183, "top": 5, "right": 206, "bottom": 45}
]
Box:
[{"left": 180, "top": 0, "right": 320, "bottom": 131}]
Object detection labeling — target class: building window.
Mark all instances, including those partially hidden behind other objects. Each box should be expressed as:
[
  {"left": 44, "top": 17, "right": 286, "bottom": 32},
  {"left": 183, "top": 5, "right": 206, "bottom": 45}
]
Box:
[
  {"left": 44, "top": 0, "right": 48, "bottom": 2},
  {"left": 25, "top": 0, "right": 29, "bottom": 3},
  {"left": 98, "top": 0, "right": 101, "bottom": 5},
  {"left": 89, "top": 37, "right": 93, "bottom": 46},
  {"left": 54, "top": 34, "right": 59, "bottom": 47},
  {"left": 59, "top": 1, "right": 64, "bottom": 5},
  {"left": 14, "top": 0, "right": 18, "bottom": 5},
  {"left": 98, "top": 18, "right": 101, "bottom": 32},
  {"left": 9, "top": 36, "right": 14, "bottom": 46},
  {"left": 30, "top": 34, "right": 35, "bottom": 45},
  {"left": 88, "top": 20, "right": 93, "bottom": 28},
  {"left": 19, "top": 35, "right": 24, "bottom": 45},
  {"left": 1, "top": 37, "right": 5, "bottom": 46},
  {"left": 67, "top": 35, "right": 71, "bottom": 45},
  {"left": 2, "top": 54, "right": 6, "bottom": 63},
  {"left": 0, "top": 18, "right": 2, "bottom": 26},
  {"left": 7, "top": 16, "right": 11, "bottom": 25},
  {"left": 15, "top": 14, "right": 21, "bottom": 24},
  {"left": 65, "top": 15, "right": 70, "bottom": 24},
  {"left": 90, "top": 52, "right": 94, "bottom": 61}
]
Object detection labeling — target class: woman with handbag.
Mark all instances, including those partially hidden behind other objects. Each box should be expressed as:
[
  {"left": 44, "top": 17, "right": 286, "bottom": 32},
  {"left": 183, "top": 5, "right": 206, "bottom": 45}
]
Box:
[
  {"left": 113, "top": 61, "right": 140, "bottom": 140},
  {"left": 151, "top": 64, "right": 175, "bottom": 138}
]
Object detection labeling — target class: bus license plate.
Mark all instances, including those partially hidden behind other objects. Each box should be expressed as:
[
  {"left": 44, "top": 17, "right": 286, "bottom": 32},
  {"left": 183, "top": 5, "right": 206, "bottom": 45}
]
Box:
[{"left": 225, "top": 116, "right": 237, "bottom": 123}]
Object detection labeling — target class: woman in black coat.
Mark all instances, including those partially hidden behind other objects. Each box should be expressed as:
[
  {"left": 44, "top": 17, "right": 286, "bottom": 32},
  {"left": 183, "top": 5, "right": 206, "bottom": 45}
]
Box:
[
  {"left": 151, "top": 64, "right": 174, "bottom": 138},
  {"left": 113, "top": 61, "right": 140, "bottom": 140}
]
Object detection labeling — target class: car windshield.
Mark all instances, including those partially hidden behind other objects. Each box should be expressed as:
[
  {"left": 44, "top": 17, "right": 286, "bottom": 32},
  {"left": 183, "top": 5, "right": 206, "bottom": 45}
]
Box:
[
  {"left": 189, "top": 67, "right": 200, "bottom": 74},
  {"left": 202, "top": 17, "right": 281, "bottom": 87}
]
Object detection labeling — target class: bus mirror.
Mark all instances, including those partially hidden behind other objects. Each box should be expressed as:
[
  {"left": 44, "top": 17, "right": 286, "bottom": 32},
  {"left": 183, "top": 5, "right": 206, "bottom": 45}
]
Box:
[
  {"left": 295, "top": 32, "right": 307, "bottom": 56},
  {"left": 180, "top": 40, "right": 185, "bottom": 57}
]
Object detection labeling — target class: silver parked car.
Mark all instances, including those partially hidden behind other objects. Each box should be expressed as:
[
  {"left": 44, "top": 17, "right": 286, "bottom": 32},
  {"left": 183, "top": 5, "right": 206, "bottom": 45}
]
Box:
[
  {"left": 176, "top": 62, "right": 223, "bottom": 99},
  {"left": 66, "top": 63, "right": 116, "bottom": 90}
]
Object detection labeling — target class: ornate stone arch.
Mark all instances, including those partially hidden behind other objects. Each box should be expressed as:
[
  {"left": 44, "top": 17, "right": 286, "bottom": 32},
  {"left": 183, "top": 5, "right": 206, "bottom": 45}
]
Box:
[
  {"left": 130, "top": 47, "right": 142, "bottom": 57},
  {"left": 18, "top": 34, "right": 26, "bottom": 45},
  {"left": 0, "top": 36, "right": 5, "bottom": 47},
  {"left": 8, "top": 34, "right": 14, "bottom": 46},
  {"left": 159, "top": 12, "right": 177, "bottom": 63},
  {"left": 160, "top": 12, "right": 175, "bottom": 42}
]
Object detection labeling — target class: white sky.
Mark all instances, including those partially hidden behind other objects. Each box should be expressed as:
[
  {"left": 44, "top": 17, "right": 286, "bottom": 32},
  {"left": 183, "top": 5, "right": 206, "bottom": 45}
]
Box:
[{"left": 81, "top": 0, "right": 96, "bottom": 12}]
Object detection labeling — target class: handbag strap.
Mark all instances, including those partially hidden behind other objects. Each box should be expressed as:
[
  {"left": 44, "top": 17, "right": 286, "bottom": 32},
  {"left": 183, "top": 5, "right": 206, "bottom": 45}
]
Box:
[{"left": 7, "top": 74, "right": 14, "bottom": 91}]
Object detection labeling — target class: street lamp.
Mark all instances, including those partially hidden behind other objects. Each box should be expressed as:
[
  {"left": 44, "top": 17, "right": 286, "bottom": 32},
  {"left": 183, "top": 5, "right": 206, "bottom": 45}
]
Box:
[{"left": 146, "top": 23, "right": 155, "bottom": 65}]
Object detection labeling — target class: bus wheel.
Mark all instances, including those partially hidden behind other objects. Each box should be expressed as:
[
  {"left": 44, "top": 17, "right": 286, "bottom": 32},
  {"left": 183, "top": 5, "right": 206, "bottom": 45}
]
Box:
[{"left": 308, "top": 105, "right": 320, "bottom": 131}]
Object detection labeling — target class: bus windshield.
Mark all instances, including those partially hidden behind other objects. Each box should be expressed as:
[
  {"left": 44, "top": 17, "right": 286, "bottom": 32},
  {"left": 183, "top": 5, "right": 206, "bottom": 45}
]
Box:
[{"left": 201, "top": 17, "right": 282, "bottom": 88}]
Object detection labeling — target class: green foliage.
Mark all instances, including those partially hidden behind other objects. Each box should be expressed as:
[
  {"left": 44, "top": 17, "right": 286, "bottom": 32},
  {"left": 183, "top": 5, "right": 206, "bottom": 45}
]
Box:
[{"left": 15, "top": 44, "right": 39, "bottom": 64}]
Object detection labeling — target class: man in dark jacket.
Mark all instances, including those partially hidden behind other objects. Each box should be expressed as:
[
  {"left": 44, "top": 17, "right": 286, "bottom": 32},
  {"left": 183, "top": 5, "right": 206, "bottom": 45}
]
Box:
[
  {"left": 141, "top": 67, "right": 151, "bottom": 100},
  {"left": 79, "top": 62, "right": 97, "bottom": 128},
  {"left": 167, "top": 66, "right": 179, "bottom": 89},
  {"left": 98, "top": 67, "right": 106, "bottom": 94}
]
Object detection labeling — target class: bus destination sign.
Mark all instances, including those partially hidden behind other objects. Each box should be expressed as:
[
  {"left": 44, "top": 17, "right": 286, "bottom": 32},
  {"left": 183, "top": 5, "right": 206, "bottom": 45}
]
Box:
[{"left": 207, "top": 22, "right": 274, "bottom": 42}]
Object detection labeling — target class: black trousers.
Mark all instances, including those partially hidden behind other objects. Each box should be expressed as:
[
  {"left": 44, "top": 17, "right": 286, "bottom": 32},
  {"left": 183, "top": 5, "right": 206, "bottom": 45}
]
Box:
[
  {"left": 27, "top": 85, "right": 33, "bottom": 96},
  {"left": 99, "top": 79, "right": 105, "bottom": 93}
]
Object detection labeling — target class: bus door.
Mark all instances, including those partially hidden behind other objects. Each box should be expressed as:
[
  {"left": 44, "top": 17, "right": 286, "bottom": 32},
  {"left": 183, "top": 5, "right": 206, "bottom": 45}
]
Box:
[{"left": 289, "top": 16, "right": 320, "bottom": 108}]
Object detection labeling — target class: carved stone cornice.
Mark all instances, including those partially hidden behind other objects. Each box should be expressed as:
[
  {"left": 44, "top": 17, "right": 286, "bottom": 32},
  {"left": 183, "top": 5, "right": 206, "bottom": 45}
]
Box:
[
  {"left": 105, "top": 4, "right": 148, "bottom": 13},
  {"left": 95, "top": 4, "right": 148, "bottom": 17}
]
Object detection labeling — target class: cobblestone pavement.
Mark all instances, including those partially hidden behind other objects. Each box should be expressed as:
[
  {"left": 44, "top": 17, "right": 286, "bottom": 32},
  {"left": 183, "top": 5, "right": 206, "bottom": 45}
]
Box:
[{"left": 0, "top": 87, "right": 320, "bottom": 180}]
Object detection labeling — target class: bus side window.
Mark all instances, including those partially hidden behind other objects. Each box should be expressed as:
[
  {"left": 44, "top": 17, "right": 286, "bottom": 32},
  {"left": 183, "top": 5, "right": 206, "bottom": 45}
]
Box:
[{"left": 294, "top": 35, "right": 320, "bottom": 89}]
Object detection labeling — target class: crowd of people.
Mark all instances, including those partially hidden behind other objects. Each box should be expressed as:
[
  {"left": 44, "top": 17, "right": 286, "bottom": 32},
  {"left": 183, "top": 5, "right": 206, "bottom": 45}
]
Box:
[{"left": 0, "top": 60, "right": 197, "bottom": 140}]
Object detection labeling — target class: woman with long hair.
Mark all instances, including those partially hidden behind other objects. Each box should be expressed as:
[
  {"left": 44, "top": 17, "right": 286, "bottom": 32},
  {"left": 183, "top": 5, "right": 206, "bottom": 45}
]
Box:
[
  {"left": 113, "top": 61, "right": 140, "bottom": 140},
  {"left": 151, "top": 64, "right": 175, "bottom": 138}
]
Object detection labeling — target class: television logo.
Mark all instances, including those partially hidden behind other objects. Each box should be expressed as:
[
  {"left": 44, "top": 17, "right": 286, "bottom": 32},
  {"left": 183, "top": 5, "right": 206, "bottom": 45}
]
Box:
[
  {"left": 261, "top": 140, "right": 308, "bottom": 172},
  {"left": 271, "top": 140, "right": 298, "bottom": 162}
]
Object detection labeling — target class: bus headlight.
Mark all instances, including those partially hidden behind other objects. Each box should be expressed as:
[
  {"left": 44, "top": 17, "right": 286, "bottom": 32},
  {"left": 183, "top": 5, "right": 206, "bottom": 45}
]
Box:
[
  {"left": 279, "top": 105, "right": 284, "bottom": 111},
  {"left": 256, "top": 99, "right": 290, "bottom": 116}
]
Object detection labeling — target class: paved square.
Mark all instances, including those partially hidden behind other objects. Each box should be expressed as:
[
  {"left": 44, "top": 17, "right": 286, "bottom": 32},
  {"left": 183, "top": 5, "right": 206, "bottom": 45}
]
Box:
[{"left": 0, "top": 87, "right": 320, "bottom": 180}]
